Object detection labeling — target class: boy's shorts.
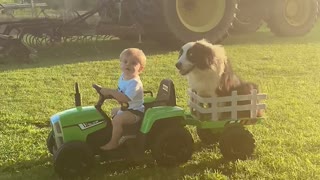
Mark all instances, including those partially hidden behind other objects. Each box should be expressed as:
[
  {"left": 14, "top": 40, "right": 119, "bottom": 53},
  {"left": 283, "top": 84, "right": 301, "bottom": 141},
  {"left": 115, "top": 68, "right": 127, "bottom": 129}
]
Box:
[
  {"left": 117, "top": 109, "right": 144, "bottom": 123},
  {"left": 128, "top": 109, "right": 144, "bottom": 120}
]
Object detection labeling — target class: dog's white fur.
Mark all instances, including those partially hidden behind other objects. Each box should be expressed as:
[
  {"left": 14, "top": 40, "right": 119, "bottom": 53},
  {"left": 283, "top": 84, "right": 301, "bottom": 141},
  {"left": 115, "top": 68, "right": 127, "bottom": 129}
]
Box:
[{"left": 176, "top": 39, "right": 228, "bottom": 97}]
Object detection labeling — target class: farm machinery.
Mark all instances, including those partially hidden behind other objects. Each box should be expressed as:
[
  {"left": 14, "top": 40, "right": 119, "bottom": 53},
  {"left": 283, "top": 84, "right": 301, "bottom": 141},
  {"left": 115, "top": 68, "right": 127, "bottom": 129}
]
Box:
[
  {"left": 0, "top": 0, "right": 318, "bottom": 60},
  {"left": 231, "top": 0, "right": 319, "bottom": 35},
  {"left": 47, "top": 79, "right": 266, "bottom": 178}
]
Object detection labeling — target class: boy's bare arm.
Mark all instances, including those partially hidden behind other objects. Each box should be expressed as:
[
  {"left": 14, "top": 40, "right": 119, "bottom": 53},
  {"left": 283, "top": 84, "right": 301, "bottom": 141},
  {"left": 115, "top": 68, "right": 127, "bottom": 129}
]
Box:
[{"left": 100, "top": 88, "right": 130, "bottom": 102}]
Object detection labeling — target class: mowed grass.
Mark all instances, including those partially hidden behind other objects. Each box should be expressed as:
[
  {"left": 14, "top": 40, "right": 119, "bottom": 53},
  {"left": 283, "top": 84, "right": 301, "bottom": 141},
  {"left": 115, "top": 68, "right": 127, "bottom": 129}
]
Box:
[{"left": 1, "top": 22, "right": 320, "bottom": 180}]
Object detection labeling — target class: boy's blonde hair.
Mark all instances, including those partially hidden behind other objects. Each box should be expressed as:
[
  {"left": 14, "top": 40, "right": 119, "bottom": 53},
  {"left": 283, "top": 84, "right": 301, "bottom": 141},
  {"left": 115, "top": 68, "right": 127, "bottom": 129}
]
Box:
[{"left": 120, "top": 48, "right": 146, "bottom": 68}]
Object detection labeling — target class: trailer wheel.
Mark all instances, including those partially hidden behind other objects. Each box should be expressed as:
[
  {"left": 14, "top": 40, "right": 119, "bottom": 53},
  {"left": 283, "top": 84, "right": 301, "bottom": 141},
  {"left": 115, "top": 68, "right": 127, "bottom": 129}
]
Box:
[
  {"left": 54, "top": 141, "right": 94, "bottom": 179},
  {"left": 134, "top": 0, "right": 238, "bottom": 46},
  {"left": 151, "top": 126, "right": 193, "bottom": 166},
  {"left": 266, "top": 0, "right": 318, "bottom": 36},
  {"left": 46, "top": 131, "right": 55, "bottom": 154},
  {"left": 219, "top": 124, "right": 255, "bottom": 160},
  {"left": 196, "top": 128, "right": 220, "bottom": 145}
]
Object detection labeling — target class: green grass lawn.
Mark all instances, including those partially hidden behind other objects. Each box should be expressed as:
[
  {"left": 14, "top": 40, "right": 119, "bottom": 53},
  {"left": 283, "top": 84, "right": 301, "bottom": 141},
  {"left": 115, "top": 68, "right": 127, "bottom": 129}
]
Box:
[{"left": 1, "top": 22, "right": 320, "bottom": 180}]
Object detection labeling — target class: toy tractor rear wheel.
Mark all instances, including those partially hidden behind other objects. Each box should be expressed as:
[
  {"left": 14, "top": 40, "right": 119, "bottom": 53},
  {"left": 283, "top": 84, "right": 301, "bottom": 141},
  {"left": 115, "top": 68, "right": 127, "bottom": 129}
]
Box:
[
  {"left": 134, "top": 0, "right": 238, "bottom": 47},
  {"left": 265, "top": 0, "right": 318, "bottom": 36},
  {"left": 219, "top": 124, "right": 255, "bottom": 160},
  {"left": 196, "top": 128, "right": 221, "bottom": 145},
  {"left": 54, "top": 141, "right": 94, "bottom": 179},
  {"left": 151, "top": 126, "right": 193, "bottom": 166},
  {"left": 46, "top": 130, "right": 55, "bottom": 154}
]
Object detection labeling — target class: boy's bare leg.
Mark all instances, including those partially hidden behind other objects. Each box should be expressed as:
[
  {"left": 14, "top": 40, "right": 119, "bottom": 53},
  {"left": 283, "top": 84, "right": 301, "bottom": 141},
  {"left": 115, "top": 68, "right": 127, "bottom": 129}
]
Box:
[
  {"left": 100, "top": 111, "right": 139, "bottom": 150},
  {"left": 111, "top": 107, "right": 120, "bottom": 117}
]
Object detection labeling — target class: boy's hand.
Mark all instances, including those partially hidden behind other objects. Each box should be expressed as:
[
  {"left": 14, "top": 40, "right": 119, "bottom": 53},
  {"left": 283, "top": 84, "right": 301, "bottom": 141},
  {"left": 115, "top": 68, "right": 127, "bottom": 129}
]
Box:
[
  {"left": 100, "top": 88, "right": 130, "bottom": 103},
  {"left": 100, "top": 88, "right": 112, "bottom": 97}
]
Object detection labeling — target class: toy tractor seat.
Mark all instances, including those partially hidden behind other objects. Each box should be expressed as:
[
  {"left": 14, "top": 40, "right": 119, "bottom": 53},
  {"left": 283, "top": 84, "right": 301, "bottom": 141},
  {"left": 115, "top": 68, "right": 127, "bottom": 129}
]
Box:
[
  {"left": 144, "top": 79, "right": 176, "bottom": 110},
  {"left": 121, "top": 79, "right": 176, "bottom": 139}
]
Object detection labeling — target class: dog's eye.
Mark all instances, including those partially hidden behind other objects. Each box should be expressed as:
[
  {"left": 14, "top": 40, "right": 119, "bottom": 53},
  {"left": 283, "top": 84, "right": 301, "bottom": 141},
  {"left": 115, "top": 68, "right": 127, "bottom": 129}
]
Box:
[{"left": 187, "top": 51, "right": 193, "bottom": 59}]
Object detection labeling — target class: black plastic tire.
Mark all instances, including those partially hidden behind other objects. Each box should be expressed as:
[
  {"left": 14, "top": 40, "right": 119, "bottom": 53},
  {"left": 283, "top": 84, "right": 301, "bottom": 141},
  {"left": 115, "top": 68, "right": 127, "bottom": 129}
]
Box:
[
  {"left": 151, "top": 126, "right": 193, "bottom": 166},
  {"left": 230, "top": 0, "right": 264, "bottom": 34},
  {"left": 219, "top": 124, "right": 255, "bottom": 160},
  {"left": 196, "top": 128, "right": 221, "bottom": 145},
  {"left": 134, "top": 0, "right": 238, "bottom": 46},
  {"left": 266, "top": 0, "right": 318, "bottom": 36},
  {"left": 46, "top": 130, "right": 55, "bottom": 154},
  {"left": 54, "top": 141, "right": 94, "bottom": 178}
]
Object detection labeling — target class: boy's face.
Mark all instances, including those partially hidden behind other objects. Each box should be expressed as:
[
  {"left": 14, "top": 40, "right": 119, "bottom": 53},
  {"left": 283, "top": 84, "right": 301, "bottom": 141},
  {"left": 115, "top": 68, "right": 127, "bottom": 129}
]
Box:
[{"left": 120, "top": 56, "right": 143, "bottom": 78}]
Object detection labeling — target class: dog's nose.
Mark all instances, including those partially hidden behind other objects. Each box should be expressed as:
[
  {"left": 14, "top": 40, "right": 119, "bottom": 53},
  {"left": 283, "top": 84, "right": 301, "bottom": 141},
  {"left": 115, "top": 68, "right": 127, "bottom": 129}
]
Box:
[{"left": 175, "top": 62, "right": 182, "bottom": 69}]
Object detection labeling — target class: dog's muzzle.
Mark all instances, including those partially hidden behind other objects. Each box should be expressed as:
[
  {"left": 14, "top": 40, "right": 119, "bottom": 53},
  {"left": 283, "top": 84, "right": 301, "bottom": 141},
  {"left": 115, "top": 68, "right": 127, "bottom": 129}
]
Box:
[
  {"left": 175, "top": 62, "right": 182, "bottom": 70},
  {"left": 175, "top": 62, "right": 194, "bottom": 75}
]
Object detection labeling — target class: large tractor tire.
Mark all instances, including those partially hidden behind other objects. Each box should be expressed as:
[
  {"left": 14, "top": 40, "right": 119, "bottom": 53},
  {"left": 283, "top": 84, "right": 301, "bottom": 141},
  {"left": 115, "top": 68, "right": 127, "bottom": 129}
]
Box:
[
  {"left": 265, "top": 0, "right": 318, "bottom": 36},
  {"left": 230, "top": 0, "right": 264, "bottom": 34},
  {"left": 133, "top": 0, "right": 238, "bottom": 47}
]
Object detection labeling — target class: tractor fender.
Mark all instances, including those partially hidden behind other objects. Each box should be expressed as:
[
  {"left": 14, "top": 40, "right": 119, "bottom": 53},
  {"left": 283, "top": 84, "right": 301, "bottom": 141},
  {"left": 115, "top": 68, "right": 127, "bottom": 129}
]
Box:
[{"left": 140, "top": 106, "right": 185, "bottom": 134}]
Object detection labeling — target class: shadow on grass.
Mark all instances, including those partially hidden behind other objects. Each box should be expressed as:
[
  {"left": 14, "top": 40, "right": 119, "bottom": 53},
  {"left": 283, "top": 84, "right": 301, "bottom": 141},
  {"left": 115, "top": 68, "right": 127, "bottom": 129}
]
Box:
[
  {"left": 90, "top": 156, "right": 237, "bottom": 180},
  {"left": 225, "top": 32, "right": 320, "bottom": 46},
  {"left": 0, "top": 156, "right": 54, "bottom": 175},
  {"left": 224, "top": 24, "right": 320, "bottom": 46},
  {"left": 0, "top": 142, "right": 243, "bottom": 180},
  {"left": 0, "top": 39, "right": 175, "bottom": 72},
  {"left": 87, "top": 142, "right": 239, "bottom": 179}
]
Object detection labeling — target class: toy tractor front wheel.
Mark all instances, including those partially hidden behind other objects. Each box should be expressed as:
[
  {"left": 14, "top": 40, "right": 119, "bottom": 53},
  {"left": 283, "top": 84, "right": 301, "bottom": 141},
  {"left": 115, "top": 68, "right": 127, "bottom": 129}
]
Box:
[
  {"left": 219, "top": 124, "right": 255, "bottom": 160},
  {"left": 151, "top": 126, "right": 193, "bottom": 166},
  {"left": 54, "top": 141, "right": 94, "bottom": 179}
]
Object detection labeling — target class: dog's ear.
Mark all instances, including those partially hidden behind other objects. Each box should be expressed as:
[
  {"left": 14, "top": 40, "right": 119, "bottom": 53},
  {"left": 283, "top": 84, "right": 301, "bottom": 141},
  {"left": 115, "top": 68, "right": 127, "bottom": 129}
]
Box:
[
  {"left": 188, "top": 42, "right": 214, "bottom": 69},
  {"left": 218, "top": 60, "right": 240, "bottom": 93}
]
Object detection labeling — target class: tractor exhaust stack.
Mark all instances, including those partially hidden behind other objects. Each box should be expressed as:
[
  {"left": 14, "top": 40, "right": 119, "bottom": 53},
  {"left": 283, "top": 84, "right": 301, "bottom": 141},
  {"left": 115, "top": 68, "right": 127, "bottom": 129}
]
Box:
[{"left": 74, "top": 82, "right": 81, "bottom": 107}]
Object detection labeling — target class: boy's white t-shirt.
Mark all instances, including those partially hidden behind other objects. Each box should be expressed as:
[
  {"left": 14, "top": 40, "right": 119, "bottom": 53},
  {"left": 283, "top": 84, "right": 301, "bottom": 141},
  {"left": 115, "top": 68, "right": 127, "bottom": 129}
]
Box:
[{"left": 118, "top": 74, "right": 144, "bottom": 112}]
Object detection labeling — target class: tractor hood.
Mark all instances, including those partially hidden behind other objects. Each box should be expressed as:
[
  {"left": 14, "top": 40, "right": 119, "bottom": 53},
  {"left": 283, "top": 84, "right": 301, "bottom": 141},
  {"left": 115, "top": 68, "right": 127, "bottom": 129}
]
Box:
[{"left": 51, "top": 106, "right": 104, "bottom": 127}]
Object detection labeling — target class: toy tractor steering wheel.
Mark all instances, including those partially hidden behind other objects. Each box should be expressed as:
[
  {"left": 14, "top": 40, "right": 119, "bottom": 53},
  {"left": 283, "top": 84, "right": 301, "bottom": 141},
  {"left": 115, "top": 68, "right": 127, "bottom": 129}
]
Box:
[
  {"left": 92, "top": 84, "right": 113, "bottom": 107},
  {"left": 92, "top": 84, "right": 129, "bottom": 111}
]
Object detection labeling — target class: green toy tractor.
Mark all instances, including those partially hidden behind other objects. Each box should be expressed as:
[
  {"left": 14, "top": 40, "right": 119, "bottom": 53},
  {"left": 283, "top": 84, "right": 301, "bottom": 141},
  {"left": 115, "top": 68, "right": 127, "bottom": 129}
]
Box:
[{"left": 47, "top": 79, "right": 194, "bottom": 178}]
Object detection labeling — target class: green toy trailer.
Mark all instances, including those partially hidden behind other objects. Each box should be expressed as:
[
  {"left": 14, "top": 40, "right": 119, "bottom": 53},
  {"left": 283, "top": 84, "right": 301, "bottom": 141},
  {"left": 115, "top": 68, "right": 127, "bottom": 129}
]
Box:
[{"left": 185, "top": 88, "right": 266, "bottom": 160}]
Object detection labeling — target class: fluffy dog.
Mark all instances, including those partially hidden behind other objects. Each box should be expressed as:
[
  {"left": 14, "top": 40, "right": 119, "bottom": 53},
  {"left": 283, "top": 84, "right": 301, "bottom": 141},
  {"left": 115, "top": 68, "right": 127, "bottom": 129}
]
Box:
[{"left": 175, "top": 39, "right": 262, "bottom": 119}]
